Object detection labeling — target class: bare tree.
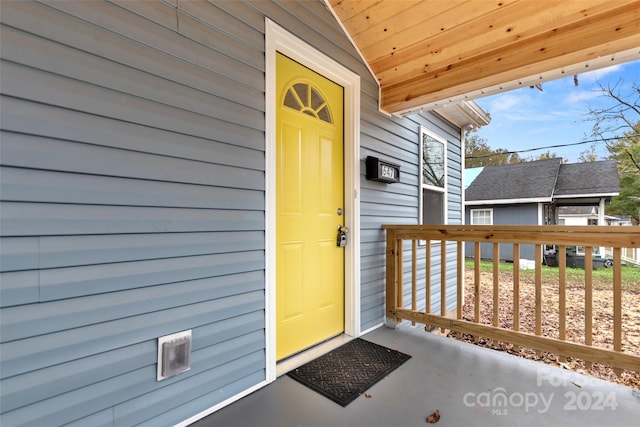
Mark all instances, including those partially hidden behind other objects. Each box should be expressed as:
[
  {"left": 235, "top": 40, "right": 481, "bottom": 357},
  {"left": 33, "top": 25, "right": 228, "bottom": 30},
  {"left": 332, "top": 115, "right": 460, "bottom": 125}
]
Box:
[
  {"left": 587, "top": 79, "right": 640, "bottom": 172},
  {"left": 586, "top": 78, "right": 640, "bottom": 223}
]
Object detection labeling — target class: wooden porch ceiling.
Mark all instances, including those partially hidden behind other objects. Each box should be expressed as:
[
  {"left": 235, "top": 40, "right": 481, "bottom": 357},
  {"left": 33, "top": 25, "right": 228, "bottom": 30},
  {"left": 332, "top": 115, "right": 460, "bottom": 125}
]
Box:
[{"left": 327, "top": 0, "right": 640, "bottom": 115}]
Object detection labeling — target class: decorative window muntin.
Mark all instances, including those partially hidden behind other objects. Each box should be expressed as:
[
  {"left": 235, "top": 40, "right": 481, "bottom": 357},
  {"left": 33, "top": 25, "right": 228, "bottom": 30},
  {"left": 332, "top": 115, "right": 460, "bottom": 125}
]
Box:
[{"left": 283, "top": 82, "right": 332, "bottom": 123}]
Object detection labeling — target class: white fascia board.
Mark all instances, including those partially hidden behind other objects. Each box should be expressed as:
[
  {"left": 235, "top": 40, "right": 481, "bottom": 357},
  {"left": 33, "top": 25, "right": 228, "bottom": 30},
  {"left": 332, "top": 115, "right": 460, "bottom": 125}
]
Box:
[
  {"left": 554, "top": 192, "right": 619, "bottom": 199},
  {"left": 395, "top": 47, "right": 640, "bottom": 115},
  {"left": 465, "top": 197, "right": 552, "bottom": 206}
]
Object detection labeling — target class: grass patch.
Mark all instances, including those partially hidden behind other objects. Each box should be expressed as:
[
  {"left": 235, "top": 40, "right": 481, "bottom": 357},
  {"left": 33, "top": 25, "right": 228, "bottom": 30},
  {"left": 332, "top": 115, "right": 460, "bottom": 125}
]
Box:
[{"left": 464, "top": 259, "right": 640, "bottom": 292}]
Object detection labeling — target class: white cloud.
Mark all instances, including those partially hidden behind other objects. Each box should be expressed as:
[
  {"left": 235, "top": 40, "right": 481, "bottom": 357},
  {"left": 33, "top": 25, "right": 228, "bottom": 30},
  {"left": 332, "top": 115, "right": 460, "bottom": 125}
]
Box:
[
  {"left": 578, "top": 64, "right": 622, "bottom": 84},
  {"left": 564, "top": 89, "right": 600, "bottom": 103},
  {"left": 474, "top": 60, "right": 640, "bottom": 162},
  {"left": 481, "top": 92, "right": 529, "bottom": 114}
]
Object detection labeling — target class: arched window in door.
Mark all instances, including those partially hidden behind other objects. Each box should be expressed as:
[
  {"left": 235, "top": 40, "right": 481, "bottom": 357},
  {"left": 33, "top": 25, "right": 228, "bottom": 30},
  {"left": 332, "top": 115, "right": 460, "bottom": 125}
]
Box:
[{"left": 283, "top": 82, "right": 333, "bottom": 123}]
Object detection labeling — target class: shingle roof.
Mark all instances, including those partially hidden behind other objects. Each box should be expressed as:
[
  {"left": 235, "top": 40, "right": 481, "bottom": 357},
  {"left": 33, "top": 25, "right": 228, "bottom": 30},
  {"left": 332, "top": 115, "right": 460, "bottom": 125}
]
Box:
[
  {"left": 554, "top": 160, "right": 620, "bottom": 196},
  {"left": 465, "top": 158, "right": 619, "bottom": 203},
  {"left": 465, "top": 158, "right": 562, "bottom": 202}
]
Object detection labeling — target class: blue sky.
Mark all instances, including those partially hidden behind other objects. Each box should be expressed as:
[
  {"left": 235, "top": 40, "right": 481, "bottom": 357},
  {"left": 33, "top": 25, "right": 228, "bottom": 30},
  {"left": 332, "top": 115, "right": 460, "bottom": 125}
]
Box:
[{"left": 472, "top": 58, "right": 640, "bottom": 163}]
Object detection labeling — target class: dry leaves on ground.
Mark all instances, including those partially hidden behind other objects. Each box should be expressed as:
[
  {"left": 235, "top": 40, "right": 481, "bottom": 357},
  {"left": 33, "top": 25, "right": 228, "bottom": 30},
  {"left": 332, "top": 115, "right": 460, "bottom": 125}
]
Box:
[
  {"left": 447, "top": 270, "right": 640, "bottom": 389},
  {"left": 425, "top": 409, "right": 440, "bottom": 424}
]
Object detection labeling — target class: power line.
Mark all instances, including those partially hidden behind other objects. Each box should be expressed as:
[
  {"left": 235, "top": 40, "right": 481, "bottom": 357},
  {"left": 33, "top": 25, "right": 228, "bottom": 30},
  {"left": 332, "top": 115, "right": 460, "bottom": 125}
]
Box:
[{"left": 465, "top": 134, "right": 639, "bottom": 159}]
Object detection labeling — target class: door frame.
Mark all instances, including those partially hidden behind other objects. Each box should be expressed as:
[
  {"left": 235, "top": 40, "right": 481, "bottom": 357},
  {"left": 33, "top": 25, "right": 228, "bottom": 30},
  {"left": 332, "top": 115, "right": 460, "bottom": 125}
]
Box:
[{"left": 265, "top": 18, "right": 361, "bottom": 382}]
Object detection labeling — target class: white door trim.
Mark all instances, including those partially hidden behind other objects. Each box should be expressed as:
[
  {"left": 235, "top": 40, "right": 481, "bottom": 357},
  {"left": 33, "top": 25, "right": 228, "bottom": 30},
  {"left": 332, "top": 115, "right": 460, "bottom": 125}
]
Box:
[{"left": 265, "top": 18, "right": 361, "bottom": 382}]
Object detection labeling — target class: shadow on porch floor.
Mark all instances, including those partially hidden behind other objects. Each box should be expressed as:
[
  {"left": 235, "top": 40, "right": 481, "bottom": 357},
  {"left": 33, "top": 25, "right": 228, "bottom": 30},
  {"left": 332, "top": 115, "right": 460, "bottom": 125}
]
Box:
[{"left": 191, "top": 324, "right": 640, "bottom": 427}]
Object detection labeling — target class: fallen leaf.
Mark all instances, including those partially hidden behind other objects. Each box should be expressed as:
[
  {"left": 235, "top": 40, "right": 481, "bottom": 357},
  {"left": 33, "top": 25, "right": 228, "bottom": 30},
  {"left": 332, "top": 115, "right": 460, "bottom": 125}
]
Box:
[
  {"left": 426, "top": 409, "right": 440, "bottom": 424},
  {"left": 364, "top": 393, "right": 372, "bottom": 398}
]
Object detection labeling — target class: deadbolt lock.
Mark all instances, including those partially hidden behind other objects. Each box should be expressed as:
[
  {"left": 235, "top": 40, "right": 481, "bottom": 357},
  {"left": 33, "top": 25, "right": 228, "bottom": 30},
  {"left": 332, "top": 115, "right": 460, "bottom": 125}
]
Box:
[{"left": 337, "top": 225, "right": 348, "bottom": 247}]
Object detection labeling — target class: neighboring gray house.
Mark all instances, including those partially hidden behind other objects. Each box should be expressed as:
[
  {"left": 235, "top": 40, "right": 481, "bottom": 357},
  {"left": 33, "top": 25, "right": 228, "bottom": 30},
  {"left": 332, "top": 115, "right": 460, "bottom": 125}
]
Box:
[
  {"left": 0, "top": 2, "right": 490, "bottom": 426},
  {"left": 465, "top": 159, "right": 620, "bottom": 261}
]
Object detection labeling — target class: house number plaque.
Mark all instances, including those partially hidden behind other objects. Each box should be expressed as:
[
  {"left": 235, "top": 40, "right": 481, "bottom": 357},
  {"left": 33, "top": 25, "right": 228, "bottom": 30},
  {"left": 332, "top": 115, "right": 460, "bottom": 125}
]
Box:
[{"left": 366, "top": 156, "right": 401, "bottom": 183}]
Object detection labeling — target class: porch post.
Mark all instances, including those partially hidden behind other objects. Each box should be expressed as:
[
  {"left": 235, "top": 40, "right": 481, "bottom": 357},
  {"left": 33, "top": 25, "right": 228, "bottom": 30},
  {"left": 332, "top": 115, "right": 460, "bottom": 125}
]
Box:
[
  {"left": 598, "top": 197, "right": 606, "bottom": 257},
  {"left": 385, "top": 228, "right": 399, "bottom": 328},
  {"left": 598, "top": 198, "right": 606, "bottom": 225}
]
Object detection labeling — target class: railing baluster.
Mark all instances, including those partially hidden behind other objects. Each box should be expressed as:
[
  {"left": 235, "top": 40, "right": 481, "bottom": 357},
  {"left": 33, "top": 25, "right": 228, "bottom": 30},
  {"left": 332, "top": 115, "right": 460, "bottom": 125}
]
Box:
[
  {"left": 584, "top": 246, "right": 592, "bottom": 369},
  {"left": 412, "top": 239, "right": 417, "bottom": 326},
  {"left": 493, "top": 243, "right": 500, "bottom": 327},
  {"left": 535, "top": 244, "right": 542, "bottom": 356},
  {"left": 457, "top": 241, "right": 463, "bottom": 320},
  {"left": 559, "top": 245, "right": 567, "bottom": 363},
  {"left": 441, "top": 240, "right": 446, "bottom": 332},
  {"left": 474, "top": 242, "right": 481, "bottom": 334},
  {"left": 426, "top": 240, "right": 431, "bottom": 315},
  {"left": 613, "top": 247, "right": 622, "bottom": 376},
  {"left": 397, "top": 238, "right": 404, "bottom": 311},
  {"left": 513, "top": 244, "right": 520, "bottom": 352},
  {"left": 385, "top": 228, "right": 398, "bottom": 326}
]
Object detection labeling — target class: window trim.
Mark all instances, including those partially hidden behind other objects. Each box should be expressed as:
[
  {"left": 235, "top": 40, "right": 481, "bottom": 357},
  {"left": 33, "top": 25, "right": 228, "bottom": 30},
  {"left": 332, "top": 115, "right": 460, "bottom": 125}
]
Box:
[
  {"left": 419, "top": 126, "right": 448, "bottom": 226},
  {"left": 470, "top": 208, "right": 493, "bottom": 225}
]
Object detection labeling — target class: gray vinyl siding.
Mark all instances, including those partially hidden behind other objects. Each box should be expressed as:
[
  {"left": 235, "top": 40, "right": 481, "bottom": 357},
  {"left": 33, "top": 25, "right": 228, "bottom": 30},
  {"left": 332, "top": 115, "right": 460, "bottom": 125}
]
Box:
[
  {"left": 0, "top": 1, "right": 465, "bottom": 425},
  {"left": 360, "top": 111, "right": 463, "bottom": 327},
  {"left": 464, "top": 204, "right": 539, "bottom": 261},
  {"left": 1, "top": 1, "right": 269, "bottom": 425}
]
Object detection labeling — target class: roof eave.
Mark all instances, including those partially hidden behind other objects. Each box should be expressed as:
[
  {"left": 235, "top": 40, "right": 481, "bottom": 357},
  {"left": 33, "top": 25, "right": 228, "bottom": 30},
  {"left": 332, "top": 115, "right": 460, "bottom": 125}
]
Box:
[
  {"left": 388, "top": 47, "right": 640, "bottom": 115},
  {"left": 430, "top": 100, "right": 491, "bottom": 130},
  {"left": 466, "top": 197, "right": 553, "bottom": 206},
  {"left": 554, "top": 192, "right": 620, "bottom": 198}
]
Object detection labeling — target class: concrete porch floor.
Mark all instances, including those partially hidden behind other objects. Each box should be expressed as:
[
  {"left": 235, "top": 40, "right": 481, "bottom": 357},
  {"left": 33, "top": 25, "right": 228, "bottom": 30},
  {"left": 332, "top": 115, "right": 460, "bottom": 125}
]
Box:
[{"left": 192, "top": 323, "right": 640, "bottom": 427}]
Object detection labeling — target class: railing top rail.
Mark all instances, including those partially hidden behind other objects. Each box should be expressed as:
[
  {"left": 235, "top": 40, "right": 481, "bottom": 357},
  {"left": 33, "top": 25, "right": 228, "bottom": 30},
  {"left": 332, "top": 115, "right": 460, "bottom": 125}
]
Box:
[
  {"left": 381, "top": 224, "right": 639, "bottom": 233},
  {"left": 381, "top": 225, "right": 640, "bottom": 247}
]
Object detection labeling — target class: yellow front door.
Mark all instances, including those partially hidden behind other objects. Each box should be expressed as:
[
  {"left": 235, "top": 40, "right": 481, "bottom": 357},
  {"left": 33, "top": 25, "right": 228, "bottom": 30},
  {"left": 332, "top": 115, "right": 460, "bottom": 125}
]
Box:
[{"left": 276, "top": 53, "right": 345, "bottom": 360}]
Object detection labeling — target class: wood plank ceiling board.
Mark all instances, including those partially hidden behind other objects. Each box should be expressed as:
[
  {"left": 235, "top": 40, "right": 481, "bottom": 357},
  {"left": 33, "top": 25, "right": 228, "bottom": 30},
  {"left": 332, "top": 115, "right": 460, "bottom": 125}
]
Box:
[{"left": 327, "top": 0, "right": 640, "bottom": 114}]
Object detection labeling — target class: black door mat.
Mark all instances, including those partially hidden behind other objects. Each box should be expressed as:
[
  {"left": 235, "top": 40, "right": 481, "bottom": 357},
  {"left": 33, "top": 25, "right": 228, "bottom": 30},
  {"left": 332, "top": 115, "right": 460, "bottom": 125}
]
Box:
[{"left": 287, "top": 338, "right": 411, "bottom": 407}]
